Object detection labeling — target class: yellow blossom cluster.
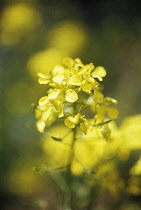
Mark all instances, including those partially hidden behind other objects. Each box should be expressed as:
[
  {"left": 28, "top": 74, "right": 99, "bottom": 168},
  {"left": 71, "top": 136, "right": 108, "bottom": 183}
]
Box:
[
  {"left": 35, "top": 57, "right": 119, "bottom": 136},
  {"left": 40, "top": 114, "right": 141, "bottom": 196}
]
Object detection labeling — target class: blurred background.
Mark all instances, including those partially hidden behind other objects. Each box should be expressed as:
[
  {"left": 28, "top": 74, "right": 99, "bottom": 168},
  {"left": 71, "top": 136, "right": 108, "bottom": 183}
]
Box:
[{"left": 1, "top": 0, "right": 141, "bottom": 209}]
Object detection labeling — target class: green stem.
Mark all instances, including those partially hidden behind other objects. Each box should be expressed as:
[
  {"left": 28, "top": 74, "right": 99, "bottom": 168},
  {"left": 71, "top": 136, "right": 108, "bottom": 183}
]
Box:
[
  {"left": 69, "top": 101, "right": 78, "bottom": 165},
  {"left": 64, "top": 102, "right": 78, "bottom": 209}
]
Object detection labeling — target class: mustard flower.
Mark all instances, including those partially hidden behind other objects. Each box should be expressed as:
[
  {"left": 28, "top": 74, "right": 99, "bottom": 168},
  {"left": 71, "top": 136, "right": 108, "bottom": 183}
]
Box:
[{"left": 35, "top": 57, "right": 118, "bottom": 136}]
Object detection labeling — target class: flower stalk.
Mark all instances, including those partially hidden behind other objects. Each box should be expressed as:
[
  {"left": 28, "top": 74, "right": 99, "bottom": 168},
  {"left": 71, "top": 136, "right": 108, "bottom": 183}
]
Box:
[{"left": 33, "top": 57, "right": 119, "bottom": 209}]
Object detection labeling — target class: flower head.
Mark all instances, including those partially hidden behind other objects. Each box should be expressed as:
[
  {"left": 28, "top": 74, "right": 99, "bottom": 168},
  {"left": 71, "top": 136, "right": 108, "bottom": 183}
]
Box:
[{"left": 35, "top": 57, "right": 118, "bottom": 137}]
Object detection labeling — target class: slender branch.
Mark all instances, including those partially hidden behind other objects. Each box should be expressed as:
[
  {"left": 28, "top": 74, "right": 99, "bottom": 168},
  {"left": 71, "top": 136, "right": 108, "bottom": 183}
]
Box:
[
  {"left": 69, "top": 102, "right": 78, "bottom": 165},
  {"left": 94, "top": 119, "right": 112, "bottom": 127},
  {"left": 64, "top": 102, "right": 78, "bottom": 209},
  {"left": 80, "top": 105, "right": 90, "bottom": 113},
  {"left": 32, "top": 165, "right": 70, "bottom": 173}
]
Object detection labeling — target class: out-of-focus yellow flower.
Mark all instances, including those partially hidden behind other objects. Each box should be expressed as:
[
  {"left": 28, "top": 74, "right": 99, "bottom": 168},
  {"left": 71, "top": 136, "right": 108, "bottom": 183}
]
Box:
[
  {"left": 8, "top": 169, "right": 42, "bottom": 195},
  {"left": 28, "top": 48, "right": 65, "bottom": 78},
  {"left": 47, "top": 21, "right": 87, "bottom": 54},
  {"left": 120, "top": 115, "right": 141, "bottom": 150},
  {"left": 41, "top": 125, "right": 73, "bottom": 168},
  {"left": 106, "top": 115, "right": 141, "bottom": 162},
  {"left": 130, "top": 156, "right": 141, "bottom": 175},
  {"left": 41, "top": 124, "right": 108, "bottom": 175},
  {"left": 71, "top": 142, "right": 95, "bottom": 175},
  {"left": 127, "top": 177, "right": 141, "bottom": 195},
  {"left": 71, "top": 137, "right": 107, "bottom": 175},
  {"left": 98, "top": 166, "right": 125, "bottom": 199},
  {"left": 105, "top": 122, "right": 124, "bottom": 159},
  {"left": 28, "top": 22, "right": 87, "bottom": 78},
  {"left": 0, "top": 3, "right": 41, "bottom": 45}
]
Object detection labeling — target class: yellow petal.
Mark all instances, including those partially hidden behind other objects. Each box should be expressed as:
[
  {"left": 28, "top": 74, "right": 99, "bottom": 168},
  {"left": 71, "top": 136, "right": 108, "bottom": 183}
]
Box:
[
  {"left": 41, "top": 108, "right": 52, "bottom": 121},
  {"left": 73, "top": 58, "right": 84, "bottom": 71},
  {"left": 37, "top": 72, "right": 50, "bottom": 84},
  {"left": 64, "top": 117, "right": 76, "bottom": 128},
  {"left": 81, "top": 82, "right": 92, "bottom": 93},
  {"left": 45, "top": 113, "right": 56, "bottom": 127},
  {"left": 48, "top": 89, "right": 61, "bottom": 99},
  {"left": 100, "top": 124, "right": 111, "bottom": 140},
  {"left": 38, "top": 78, "right": 50, "bottom": 84},
  {"left": 78, "top": 65, "right": 90, "bottom": 75},
  {"left": 75, "top": 58, "right": 83, "bottom": 66},
  {"left": 80, "top": 118, "right": 88, "bottom": 134},
  {"left": 58, "top": 105, "right": 64, "bottom": 118},
  {"left": 74, "top": 113, "right": 81, "bottom": 124},
  {"left": 130, "top": 158, "right": 141, "bottom": 175},
  {"left": 53, "top": 75, "right": 64, "bottom": 84},
  {"left": 64, "top": 113, "right": 80, "bottom": 128},
  {"left": 105, "top": 97, "right": 118, "bottom": 104},
  {"left": 53, "top": 100, "right": 64, "bottom": 117},
  {"left": 92, "top": 66, "right": 107, "bottom": 78},
  {"left": 35, "top": 109, "right": 42, "bottom": 119},
  {"left": 39, "top": 96, "right": 49, "bottom": 106},
  {"left": 93, "top": 75, "right": 103, "bottom": 81},
  {"left": 65, "top": 89, "right": 78, "bottom": 102},
  {"left": 36, "top": 120, "right": 46, "bottom": 133},
  {"left": 37, "top": 72, "right": 48, "bottom": 79},
  {"left": 63, "top": 57, "right": 74, "bottom": 68},
  {"left": 94, "top": 114, "right": 104, "bottom": 124},
  {"left": 107, "top": 107, "right": 119, "bottom": 119},
  {"left": 94, "top": 90, "right": 104, "bottom": 104},
  {"left": 80, "top": 122, "right": 88, "bottom": 135},
  {"left": 71, "top": 160, "right": 84, "bottom": 175},
  {"left": 68, "top": 75, "right": 82, "bottom": 86},
  {"left": 53, "top": 65, "right": 64, "bottom": 75}
]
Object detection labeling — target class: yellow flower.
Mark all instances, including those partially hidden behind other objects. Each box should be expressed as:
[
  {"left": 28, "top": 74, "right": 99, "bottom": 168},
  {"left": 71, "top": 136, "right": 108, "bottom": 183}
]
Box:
[
  {"left": 64, "top": 113, "right": 81, "bottom": 128},
  {"left": 52, "top": 65, "right": 65, "bottom": 84},
  {"left": 48, "top": 89, "right": 61, "bottom": 100},
  {"left": 35, "top": 96, "right": 64, "bottom": 133},
  {"left": 35, "top": 57, "right": 118, "bottom": 136},
  {"left": 65, "top": 89, "right": 78, "bottom": 102},
  {"left": 51, "top": 100, "right": 64, "bottom": 118},
  {"left": 100, "top": 124, "right": 111, "bottom": 140},
  {"left": 48, "top": 88, "right": 78, "bottom": 103},
  {"left": 63, "top": 57, "right": 74, "bottom": 68},
  {"left": 37, "top": 72, "right": 50, "bottom": 84},
  {"left": 80, "top": 118, "right": 89, "bottom": 135},
  {"left": 64, "top": 113, "right": 89, "bottom": 134},
  {"left": 81, "top": 81, "right": 93, "bottom": 93},
  {"left": 92, "top": 90, "right": 119, "bottom": 125},
  {"left": 36, "top": 120, "right": 46, "bottom": 133},
  {"left": 1, "top": 3, "right": 41, "bottom": 46},
  {"left": 68, "top": 75, "right": 82, "bottom": 86},
  {"left": 91, "top": 66, "right": 107, "bottom": 81}
]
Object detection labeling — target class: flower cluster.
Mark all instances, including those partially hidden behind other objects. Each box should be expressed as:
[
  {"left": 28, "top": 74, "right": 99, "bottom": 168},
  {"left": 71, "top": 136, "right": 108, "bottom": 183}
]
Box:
[{"left": 35, "top": 57, "right": 118, "bottom": 137}]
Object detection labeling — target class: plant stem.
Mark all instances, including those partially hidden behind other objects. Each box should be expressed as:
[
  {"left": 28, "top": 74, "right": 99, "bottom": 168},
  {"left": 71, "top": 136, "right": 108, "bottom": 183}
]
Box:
[
  {"left": 69, "top": 101, "right": 78, "bottom": 166},
  {"left": 64, "top": 102, "right": 78, "bottom": 209}
]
